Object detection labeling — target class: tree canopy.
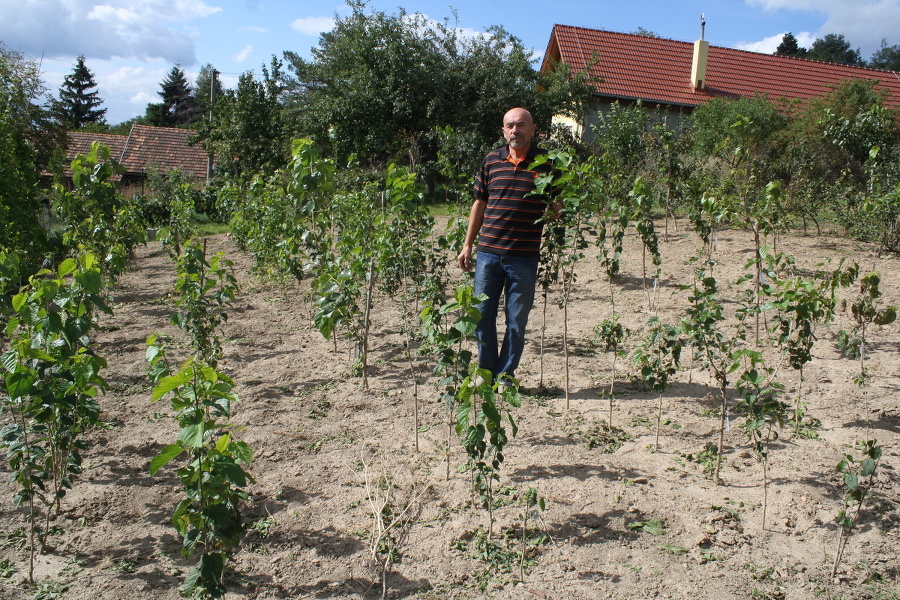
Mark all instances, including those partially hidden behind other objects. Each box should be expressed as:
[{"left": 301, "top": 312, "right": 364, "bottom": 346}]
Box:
[
  {"left": 195, "top": 58, "right": 287, "bottom": 180},
  {"left": 775, "top": 33, "right": 806, "bottom": 58},
  {"left": 282, "top": 0, "right": 593, "bottom": 169},
  {"left": 0, "top": 43, "right": 51, "bottom": 266},
  {"left": 144, "top": 65, "right": 196, "bottom": 128},
  {"left": 52, "top": 55, "right": 106, "bottom": 129},
  {"left": 806, "top": 34, "right": 864, "bottom": 66}
]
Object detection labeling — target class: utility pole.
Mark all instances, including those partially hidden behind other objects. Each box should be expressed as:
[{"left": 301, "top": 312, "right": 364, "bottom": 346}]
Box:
[{"left": 207, "top": 69, "right": 218, "bottom": 181}]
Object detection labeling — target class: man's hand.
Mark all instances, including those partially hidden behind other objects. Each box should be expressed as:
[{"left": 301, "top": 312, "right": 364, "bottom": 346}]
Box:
[{"left": 458, "top": 244, "right": 474, "bottom": 271}]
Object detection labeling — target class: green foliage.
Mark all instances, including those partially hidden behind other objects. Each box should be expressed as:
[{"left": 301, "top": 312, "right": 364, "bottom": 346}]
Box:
[
  {"left": 869, "top": 39, "right": 900, "bottom": 70},
  {"left": 633, "top": 316, "right": 683, "bottom": 449},
  {"left": 147, "top": 241, "right": 251, "bottom": 599},
  {"left": 627, "top": 518, "right": 666, "bottom": 536},
  {"left": 807, "top": 33, "right": 864, "bottom": 66},
  {"left": 196, "top": 58, "right": 287, "bottom": 181},
  {"left": 680, "top": 268, "right": 751, "bottom": 483},
  {"left": 735, "top": 351, "right": 788, "bottom": 528},
  {"left": 155, "top": 65, "right": 196, "bottom": 127},
  {"left": 838, "top": 272, "right": 897, "bottom": 385},
  {"left": 170, "top": 242, "right": 238, "bottom": 366},
  {"left": 0, "top": 253, "right": 109, "bottom": 581},
  {"left": 832, "top": 439, "right": 883, "bottom": 577},
  {"left": 51, "top": 56, "right": 107, "bottom": 129},
  {"left": 0, "top": 45, "right": 53, "bottom": 271},
  {"left": 283, "top": 0, "right": 594, "bottom": 174},
  {"left": 146, "top": 167, "right": 198, "bottom": 256},
  {"left": 53, "top": 142, "right": 144, "bottom": 279}
]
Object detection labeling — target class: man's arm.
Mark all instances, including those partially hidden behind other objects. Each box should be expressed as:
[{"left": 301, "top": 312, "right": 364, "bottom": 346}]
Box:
[{"left": 457, "top": 198, "right": 487, "bottom": 271}]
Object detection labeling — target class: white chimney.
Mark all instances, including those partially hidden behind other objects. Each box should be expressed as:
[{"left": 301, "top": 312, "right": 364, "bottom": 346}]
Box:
[{"left": 691, "top": 14, "right": 708, "bottom": 90}]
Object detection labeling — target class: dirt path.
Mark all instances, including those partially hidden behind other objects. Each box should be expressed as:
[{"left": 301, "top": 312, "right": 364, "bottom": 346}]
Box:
[{"left": 1, "top": 227, "right": 898, "bottom": 600}]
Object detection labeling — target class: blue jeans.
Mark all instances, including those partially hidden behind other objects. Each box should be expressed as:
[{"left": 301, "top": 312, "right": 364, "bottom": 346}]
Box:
[{"left": 474, "top": 252, "right": 539, "bottom": 381}]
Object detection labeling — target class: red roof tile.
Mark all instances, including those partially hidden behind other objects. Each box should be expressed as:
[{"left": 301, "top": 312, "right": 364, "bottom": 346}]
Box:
[
  {"left": 60, "top": 132, "right": 128, "bottom": 177},
  {"left": 120, "top": 125, "right": 209, "bottom": 180},
  {"left": 543, "top": 25, "right": 900, "bottom": 110}
]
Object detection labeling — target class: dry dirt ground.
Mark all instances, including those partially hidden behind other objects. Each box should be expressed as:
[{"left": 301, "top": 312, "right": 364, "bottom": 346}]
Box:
[{"left": 1, "top": 222, "right": 899, "bottom": 600}]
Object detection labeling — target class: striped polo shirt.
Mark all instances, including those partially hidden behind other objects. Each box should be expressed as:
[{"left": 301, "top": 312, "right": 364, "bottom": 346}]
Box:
[{"left": 474, "top": 145, "right": 553, "bottom": 257}]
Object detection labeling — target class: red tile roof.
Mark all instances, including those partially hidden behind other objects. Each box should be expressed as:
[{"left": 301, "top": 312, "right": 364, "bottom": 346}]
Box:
[
  {"left": 543, "top": 25, "right": 900, "bottom": 110},
  {"left": 54, "top": 126, "right": 209, "bottom": 182},
  {"left": 120, "top": 124, "right": 209, "bottom": 180},
  {"left": 61, "top": 132, "right": 129, "bottom": 178}
]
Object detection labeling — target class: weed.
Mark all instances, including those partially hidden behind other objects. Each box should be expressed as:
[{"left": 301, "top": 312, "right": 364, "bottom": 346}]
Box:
[
  {"left": 630, "top": 416, "right": 652, "bottom": 427},
  {"left": 659, "top": 543, "right": 688, "bottom": 555},
  {"left": 676, "top": 447, "right": 719, "bottom": 477},
  {"left": 627, "top": 518, "right": 666, "bottom": 535},
  {"left": 110, "top": 558, "right": 137, "bottom": 574},
  {"left": 31, "top": 580, "right": 71, "bottom": 600},
  {"left": 565, "top": 416, "right": 631, "bottom": 452},
  {"left": 0, "top": 559, "right": 17, "bottom": 579},
  {"left": 250, "top": 517, "right": 277, "bottom": 539},
  {"left": 307, "top": 399, "right": 332, "bottom": 419}
]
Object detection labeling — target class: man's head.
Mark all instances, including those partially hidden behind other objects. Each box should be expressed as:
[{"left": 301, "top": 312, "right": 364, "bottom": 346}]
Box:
[{"left": 502, "top": 107, "right": 536, "bottom": 154}]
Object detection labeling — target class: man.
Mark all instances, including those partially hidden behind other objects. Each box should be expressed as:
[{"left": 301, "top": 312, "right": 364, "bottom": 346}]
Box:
[{"left": 457, "top": 107, "right": 560, "bottom": 387}]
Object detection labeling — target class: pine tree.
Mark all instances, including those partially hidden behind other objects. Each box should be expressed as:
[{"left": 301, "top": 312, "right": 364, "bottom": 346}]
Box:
[
  {"left": 54, "top": 55, "right": 107, "bottom": 129},
  {"left": 194, "top": 64, "right": 222, "bottom": 123},
  {"left": 157, "top": 65, "right": 196, "bottom": 127},
  {"left": 775, "top": 33, "right": 807, "bottom": 58}
]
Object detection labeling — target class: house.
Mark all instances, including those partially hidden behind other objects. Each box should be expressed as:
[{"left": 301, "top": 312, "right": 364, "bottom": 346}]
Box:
[
  {"left": 541, "top": 24, "right": 900, "bottom": 138},
  {"left": 54, "top": 124, "right": 210, "bottom": 190}
]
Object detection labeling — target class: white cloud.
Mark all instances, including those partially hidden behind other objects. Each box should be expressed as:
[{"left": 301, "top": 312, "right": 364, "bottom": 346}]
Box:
[
  {"left": 745, "top": 0, "right": 900, "bottom": 54},
  {"left": 241, "top": 26, "right": 268, "bottom": 34},
  {"left": 737, "top": 31, "right": 815, "bottom": 53},
  {"left": 236, "top": 45, "right": 253, "bottom": 63},
  {"left": 290, "top": 16, "right": 335, "bottom": 36},
  {"left": 0, "top": 0, "right": 222, "bottom": 65}
]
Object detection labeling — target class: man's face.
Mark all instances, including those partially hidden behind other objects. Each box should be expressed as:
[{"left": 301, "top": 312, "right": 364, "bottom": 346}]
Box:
[{"left": 502, "top": 109, "right": 536, "bottom": 152}]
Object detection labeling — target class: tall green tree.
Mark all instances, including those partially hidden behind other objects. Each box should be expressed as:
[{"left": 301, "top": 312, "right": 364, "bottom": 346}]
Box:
[
  {"left": 283, "top": 0, "right": 593, "bottom": 171},
  {"left": 195, "top": 58, "right": 287, "bottom": 180},
  {"left": 0, "top": 43, "right": 57, "bottom": 270},
  {"left": 194, "top": 63, "right": 223, "bottom": 125},
  {"left": 775, "top": 33, "right": 807, "bottom": 57},
  {"left": 869, "top": 39, "right": 900, "bottom": 71},
  {"left": 144, "top": 65, "right": 196, "bottom": 127},
  {"left": 52, "top": 55, "right": 107, "bottom": 129},
  {"left": 807, "top": 34, "right": 864, "bottom": 66}
]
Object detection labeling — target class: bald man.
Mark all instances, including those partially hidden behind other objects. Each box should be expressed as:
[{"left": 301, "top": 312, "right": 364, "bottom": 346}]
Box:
[{"left": 457, "top": 107, "right": 560, "bottom": 388}]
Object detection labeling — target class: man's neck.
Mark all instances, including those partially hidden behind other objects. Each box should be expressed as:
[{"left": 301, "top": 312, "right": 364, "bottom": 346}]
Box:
[{"left": 508, "top": 143, "right": 531, "bottom": 162}]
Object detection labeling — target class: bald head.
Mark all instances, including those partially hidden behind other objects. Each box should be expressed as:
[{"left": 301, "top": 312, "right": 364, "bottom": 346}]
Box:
[{"left": 502, "top": 107, "right": 536, "bottom": 156}]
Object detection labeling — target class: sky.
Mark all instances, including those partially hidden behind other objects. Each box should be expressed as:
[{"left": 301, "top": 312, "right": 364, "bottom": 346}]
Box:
[{"left": 2, "top": 0, "right": 900, "bottom": 124}]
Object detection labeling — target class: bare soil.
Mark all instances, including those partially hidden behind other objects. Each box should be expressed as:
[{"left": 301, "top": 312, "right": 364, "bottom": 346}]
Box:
[{"left": 1, "top": 223, "right": 899, "bottom": 600}]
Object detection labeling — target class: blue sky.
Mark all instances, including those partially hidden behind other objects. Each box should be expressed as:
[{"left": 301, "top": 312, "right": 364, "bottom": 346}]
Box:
[{"left": 2, "top": 0, "right": 900, "bottom": 124}]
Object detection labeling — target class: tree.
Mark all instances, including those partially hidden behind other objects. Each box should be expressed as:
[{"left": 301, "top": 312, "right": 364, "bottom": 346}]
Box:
[
  {"left": 52, "top": 55, "right": 107, "bottom": 129},
  {"left": 632, "top": 27, "right": 660, "bottom": 37},
  {"left": 869, "top": 39, "right": 900, "bottom": 71},
  {"left": 194, "top": 64, "right": 223, "bottom": 124},
  {"left": 156, "top": 65, "right": 196, "bottom": 127},
  {"left": 195, "top": 58, "right": 287, "bottom": 180},
  {"left": 283, "top": 0, "right": 594, "bottom": 171},
  {"left": 807, "top": 34, "right": 864, "bottom": 66},
  {"left": 0, "top": 44, "right": 50, "bottom": 269},
  {"left": 775, "top": 33, "right": 807, "bottom": 57}
]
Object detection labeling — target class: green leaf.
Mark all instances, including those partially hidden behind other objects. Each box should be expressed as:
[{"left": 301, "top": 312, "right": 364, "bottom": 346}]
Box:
[
  {"left": 230, "top": 440, "right": 254, "bottom": 464},
  {"left": 5, "top": 371, "right": 35, "bottom": 399},
  {"left": 152, "top": 370, "right": 192, "bottom": 402},
  {"left": 149, "top": 443, "right": 184, "bottom": 475},
  {"left": 179, "top": 423, "right": 206, "bottom": 448}
]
